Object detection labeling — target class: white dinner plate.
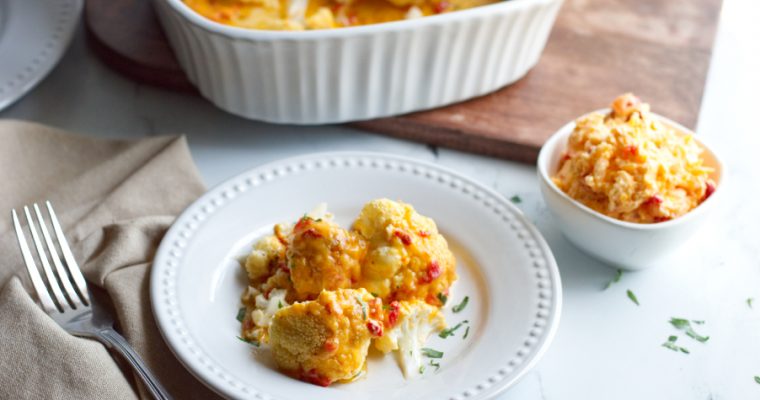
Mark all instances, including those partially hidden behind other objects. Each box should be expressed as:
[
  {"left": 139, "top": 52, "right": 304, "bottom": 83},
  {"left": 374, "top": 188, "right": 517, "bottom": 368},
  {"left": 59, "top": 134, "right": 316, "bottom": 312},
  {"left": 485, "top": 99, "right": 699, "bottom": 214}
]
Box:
[
  {"left": 151, "top": 152, "right": 562, "bottom": 400},
  {"left": 0, "top": 0, "right": 81, "bottom": 112}
]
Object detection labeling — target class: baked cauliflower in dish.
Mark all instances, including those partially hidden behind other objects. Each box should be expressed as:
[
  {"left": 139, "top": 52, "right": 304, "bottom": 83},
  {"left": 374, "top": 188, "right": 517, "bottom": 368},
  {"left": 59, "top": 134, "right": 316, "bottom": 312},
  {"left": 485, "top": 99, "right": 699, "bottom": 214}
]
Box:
[
  {"left": 184, "top": 0, "right": 499, "bottom": 31},
  {"left": 553, "top": 93, "right": 717, "bottom": 224},
  {"left": 238, "top": 199, "right": 459, "bottom": 386}
]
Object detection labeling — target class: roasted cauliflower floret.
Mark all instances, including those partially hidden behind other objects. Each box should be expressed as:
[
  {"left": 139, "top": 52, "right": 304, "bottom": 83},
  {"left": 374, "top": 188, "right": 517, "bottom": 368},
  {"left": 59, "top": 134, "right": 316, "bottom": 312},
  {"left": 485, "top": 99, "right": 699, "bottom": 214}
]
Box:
[
  {"left": 240, "top": 288, "right": 290, "bottom": 343},
  {"left": 374, "top": 300, "right": 445, "bottom": 378},
  {"left": 353, "top": 199, "right": 456, "bottom": 306},
  {"left": 288, "top": 216, "right": 367, "bottom": 301},
  {"left": 269, "top": 288, "right": 384, "bottom": 386},
  {"left": 244, "top": 234, "right": 286, "bottom": 283}
]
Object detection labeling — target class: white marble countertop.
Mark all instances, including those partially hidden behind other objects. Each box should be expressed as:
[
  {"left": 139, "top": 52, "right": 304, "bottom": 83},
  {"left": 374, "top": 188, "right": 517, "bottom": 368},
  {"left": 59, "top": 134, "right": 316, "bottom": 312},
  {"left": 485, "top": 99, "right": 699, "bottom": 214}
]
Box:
[{"left": 3, "top": 0, "right": 759, "bottom": 398}]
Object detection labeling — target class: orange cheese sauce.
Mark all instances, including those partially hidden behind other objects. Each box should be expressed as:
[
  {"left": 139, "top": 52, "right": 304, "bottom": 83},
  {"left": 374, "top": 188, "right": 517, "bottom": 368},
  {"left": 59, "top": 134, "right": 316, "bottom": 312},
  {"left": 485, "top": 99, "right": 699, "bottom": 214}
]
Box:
[
  {"left": 288, "top": 218, "right": 367, "bottom": 301},
  {"left": 269, "top": 288, "right": 382, "bottom": 386},
  {"left": 353, "top": 199, "right": 456, "bottom": 306},
  {"left": 184, "top": 0, "right": 497, "bottom": 30},
  {"left": 239, "top": 199, "right": 456, "bottom": 386}
]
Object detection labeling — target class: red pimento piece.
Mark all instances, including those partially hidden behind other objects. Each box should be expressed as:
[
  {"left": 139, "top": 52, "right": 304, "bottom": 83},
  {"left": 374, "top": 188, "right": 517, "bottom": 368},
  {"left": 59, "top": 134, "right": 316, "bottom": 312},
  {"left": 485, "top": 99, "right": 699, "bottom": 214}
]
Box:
[
  {"left": 433, "top": 1, "right": 449, "bottom": 13},
  {"left": 323, "top": 338, "right": 338, "bottom": 352},
  {"left": 703, "top": 181, "right": 716, "bottom": 201},
  {"left": 418, "top": 230, "right": 431, "bottom": 238},
  {"left": 347, "top": 14, "right": 359, "bottom": 25},
  {"left": 303, "top": 369, "right": 332, "bottom": 387},
  {"left": 366, "top": 320, "right": 383, "bottom": 337},
  {"left": 625, "top": 145, "right": 638, "bottom": 157},
  {"left": 278, "top": 261, "right": 290, "bottom": 274},
  {"left": 420, "top": 260, "right": 441, "bottom": 284},
  {"left": 302, "top": 228, "right": 322, "bottom": 239},
  {"left": 644, "top": 194, "right": 663, "bottom": 206},
  {"left": 294, "top": 216, "right": 311, "bottom": 232},
  {"left": 394, "top": 230, "right": 413, "bottom": 246},
  {"left": 653, "top": 216, "right": 671, "bottom": 223},
  {"left": 386, "top": 301, "right": 400, "bottom": 327}
]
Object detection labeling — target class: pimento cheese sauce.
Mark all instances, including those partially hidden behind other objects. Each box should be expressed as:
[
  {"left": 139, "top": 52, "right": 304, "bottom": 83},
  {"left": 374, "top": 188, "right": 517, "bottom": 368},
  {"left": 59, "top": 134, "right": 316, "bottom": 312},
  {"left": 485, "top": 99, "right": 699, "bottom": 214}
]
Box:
[{"left": 553, "top": 94, "right": 716, "bottom": 224}]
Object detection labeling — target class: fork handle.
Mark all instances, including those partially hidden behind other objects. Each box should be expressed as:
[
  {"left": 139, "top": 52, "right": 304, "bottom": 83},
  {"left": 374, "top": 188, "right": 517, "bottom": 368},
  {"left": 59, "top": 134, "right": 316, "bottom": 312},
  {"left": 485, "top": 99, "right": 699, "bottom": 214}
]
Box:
[{"left": 97, "top": 329, "right": 173, "bottom": 400}]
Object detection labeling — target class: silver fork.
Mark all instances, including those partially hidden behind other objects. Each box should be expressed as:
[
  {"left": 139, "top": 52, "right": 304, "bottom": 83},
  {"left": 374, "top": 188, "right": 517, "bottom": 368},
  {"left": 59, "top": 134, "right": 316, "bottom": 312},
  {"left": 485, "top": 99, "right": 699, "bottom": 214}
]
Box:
[{"left": 12, "top": 201, "right": 172, "bottom": 400}]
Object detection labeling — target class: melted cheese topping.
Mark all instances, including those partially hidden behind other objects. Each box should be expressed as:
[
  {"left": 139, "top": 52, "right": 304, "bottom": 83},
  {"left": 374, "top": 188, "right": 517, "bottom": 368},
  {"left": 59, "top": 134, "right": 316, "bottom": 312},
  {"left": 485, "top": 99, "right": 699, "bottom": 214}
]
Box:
[
  {"left": 354, "top": 199, "right": 456, "bottom": 306},
  {"left": 288, "top": 217, "right": 366, "bottom": 301},
  {"left": 553, "top": 93, "right": 716, "bottom": 224},
  {"left": 239, "top": 199, "right": 456, "bottom": 386},
  {"left": 184, "top": 0, "right": 497, "bottom": 30},
  {"left": 269, "top": 288, "right": 382, "bottom": 386}
]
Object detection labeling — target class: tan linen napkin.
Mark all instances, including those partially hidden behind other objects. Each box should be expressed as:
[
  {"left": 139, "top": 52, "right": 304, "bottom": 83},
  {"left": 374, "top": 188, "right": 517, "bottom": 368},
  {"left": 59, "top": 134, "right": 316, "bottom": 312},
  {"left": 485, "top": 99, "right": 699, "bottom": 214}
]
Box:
[{"left": 0, "top": 120, "right": 221, "bottom": 399}]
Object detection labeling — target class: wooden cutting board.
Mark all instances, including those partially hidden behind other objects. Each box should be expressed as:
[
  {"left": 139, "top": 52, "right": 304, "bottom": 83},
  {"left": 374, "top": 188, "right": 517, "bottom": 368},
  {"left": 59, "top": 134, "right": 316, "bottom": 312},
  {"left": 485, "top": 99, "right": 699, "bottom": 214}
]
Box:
[{"left": 85, "top": 0, "right": 722, "bottom": 163}]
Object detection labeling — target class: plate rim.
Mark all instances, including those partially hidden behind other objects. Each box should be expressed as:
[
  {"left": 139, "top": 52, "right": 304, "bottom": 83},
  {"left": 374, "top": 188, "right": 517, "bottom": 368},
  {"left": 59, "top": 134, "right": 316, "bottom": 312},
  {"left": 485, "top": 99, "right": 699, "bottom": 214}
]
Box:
[
  {"left": 0, "top": 0, "right": 82, "bottom": 112},
  {"left": 150, "top": 151, "right": 562, "bottom": 400}
]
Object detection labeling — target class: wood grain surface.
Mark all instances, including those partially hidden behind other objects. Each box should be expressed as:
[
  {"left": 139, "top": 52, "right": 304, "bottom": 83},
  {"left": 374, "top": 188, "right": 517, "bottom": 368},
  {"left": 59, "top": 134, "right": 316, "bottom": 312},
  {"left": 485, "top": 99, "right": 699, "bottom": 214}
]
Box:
[{"left": 85, "top": 0, "right": 722, "bottom": 164}]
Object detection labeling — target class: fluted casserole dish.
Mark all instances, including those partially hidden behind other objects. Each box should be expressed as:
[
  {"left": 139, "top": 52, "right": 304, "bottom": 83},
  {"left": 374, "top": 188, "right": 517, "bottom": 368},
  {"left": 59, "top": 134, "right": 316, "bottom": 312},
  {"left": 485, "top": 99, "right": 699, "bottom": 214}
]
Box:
[{"left": 153, "top": 0, "right": 563, "bottom": 124}]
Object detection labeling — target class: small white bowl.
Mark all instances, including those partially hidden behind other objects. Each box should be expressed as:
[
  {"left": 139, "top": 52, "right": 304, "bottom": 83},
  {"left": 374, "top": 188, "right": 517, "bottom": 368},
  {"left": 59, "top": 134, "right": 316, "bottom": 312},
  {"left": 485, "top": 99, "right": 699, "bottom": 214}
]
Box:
[{"left": 537, "top": 110, "right": 724, "bottom": 270}]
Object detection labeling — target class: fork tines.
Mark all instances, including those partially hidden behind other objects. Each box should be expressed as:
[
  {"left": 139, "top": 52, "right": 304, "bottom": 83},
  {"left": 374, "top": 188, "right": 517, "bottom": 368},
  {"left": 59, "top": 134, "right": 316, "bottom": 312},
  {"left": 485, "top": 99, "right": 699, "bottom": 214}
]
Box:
[{"left": 11, "top": 201, "right": 90, "bottom": 313}]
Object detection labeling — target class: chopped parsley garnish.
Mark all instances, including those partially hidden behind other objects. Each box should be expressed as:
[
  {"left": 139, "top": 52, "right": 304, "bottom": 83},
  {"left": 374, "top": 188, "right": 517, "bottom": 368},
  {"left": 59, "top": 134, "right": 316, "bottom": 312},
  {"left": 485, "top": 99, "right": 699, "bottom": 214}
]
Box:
[
  {"left": 626, "top": 290, "right": 639, "bottom": 306},
  {"left": 510, "top": 195, "right": 522, "bottom": 204},
  {"left": 278, "top": 301, "right": 283, "bottom": 309},
  {"left": 429, "top": 360, "right": 441, "bottom": 371},
  {"left": 691, "top": 320, "right": 705, "bottom": 325},
  {"left": 419, "top": 365, "right": 425, "bottom": 374},
  {"left": 421, "top": 348, "right": 444, "bottom": 358},
  {"left": 236, "top": 307, "right": 246, "bottom": 322},
  {"left": 237, "top": 336, "right": 260, "bottom": 347},
  {"left": 662, "top": 335, "right": 689, "bottom": 354},
  {"left": 438, "top": 320, "right": 468, "bottom": 339},
  {"left": 355, "top": 296, "right": 368, "bottom": 319},
  {"left": 463, "top": 326, "right": 470, "bottom": 339},
  {"left": 748, "top": 298, "right": 755, "bottom": 309},
  {"left": 669, "top": 318, "right": 709, "bottom": 343},
  {"left": 371, "top": 292, "right": 379, "bottom": 298},
  {"left": 452, "top": 296, "right": 469, "bottom": 313},
  {"left": 437, "top": 292, "right": 448, "bottom": 305},
  {"left": 755, "top": 376, "right": 760, "bottom": 384},
  {"left": 670, "top": 318, "right": 688, "bottom": 328},
  {"left": 604, "top": 269, "right": 623, "bottom": 290}
]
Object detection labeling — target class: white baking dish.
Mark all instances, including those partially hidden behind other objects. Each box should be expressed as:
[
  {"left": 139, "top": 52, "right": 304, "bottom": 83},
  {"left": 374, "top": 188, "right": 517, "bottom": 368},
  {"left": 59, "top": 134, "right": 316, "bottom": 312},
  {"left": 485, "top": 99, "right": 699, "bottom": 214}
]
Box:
[{"left": 153, "top": 0, "right": 563, "bottom": 124}]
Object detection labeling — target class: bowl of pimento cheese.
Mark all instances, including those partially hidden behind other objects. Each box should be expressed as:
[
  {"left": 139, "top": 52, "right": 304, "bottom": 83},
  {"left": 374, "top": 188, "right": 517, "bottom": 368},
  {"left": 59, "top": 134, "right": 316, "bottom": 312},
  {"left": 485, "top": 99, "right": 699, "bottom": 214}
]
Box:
[{"left": 537, "top": 94, "right": 723, "bottom": 270}]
